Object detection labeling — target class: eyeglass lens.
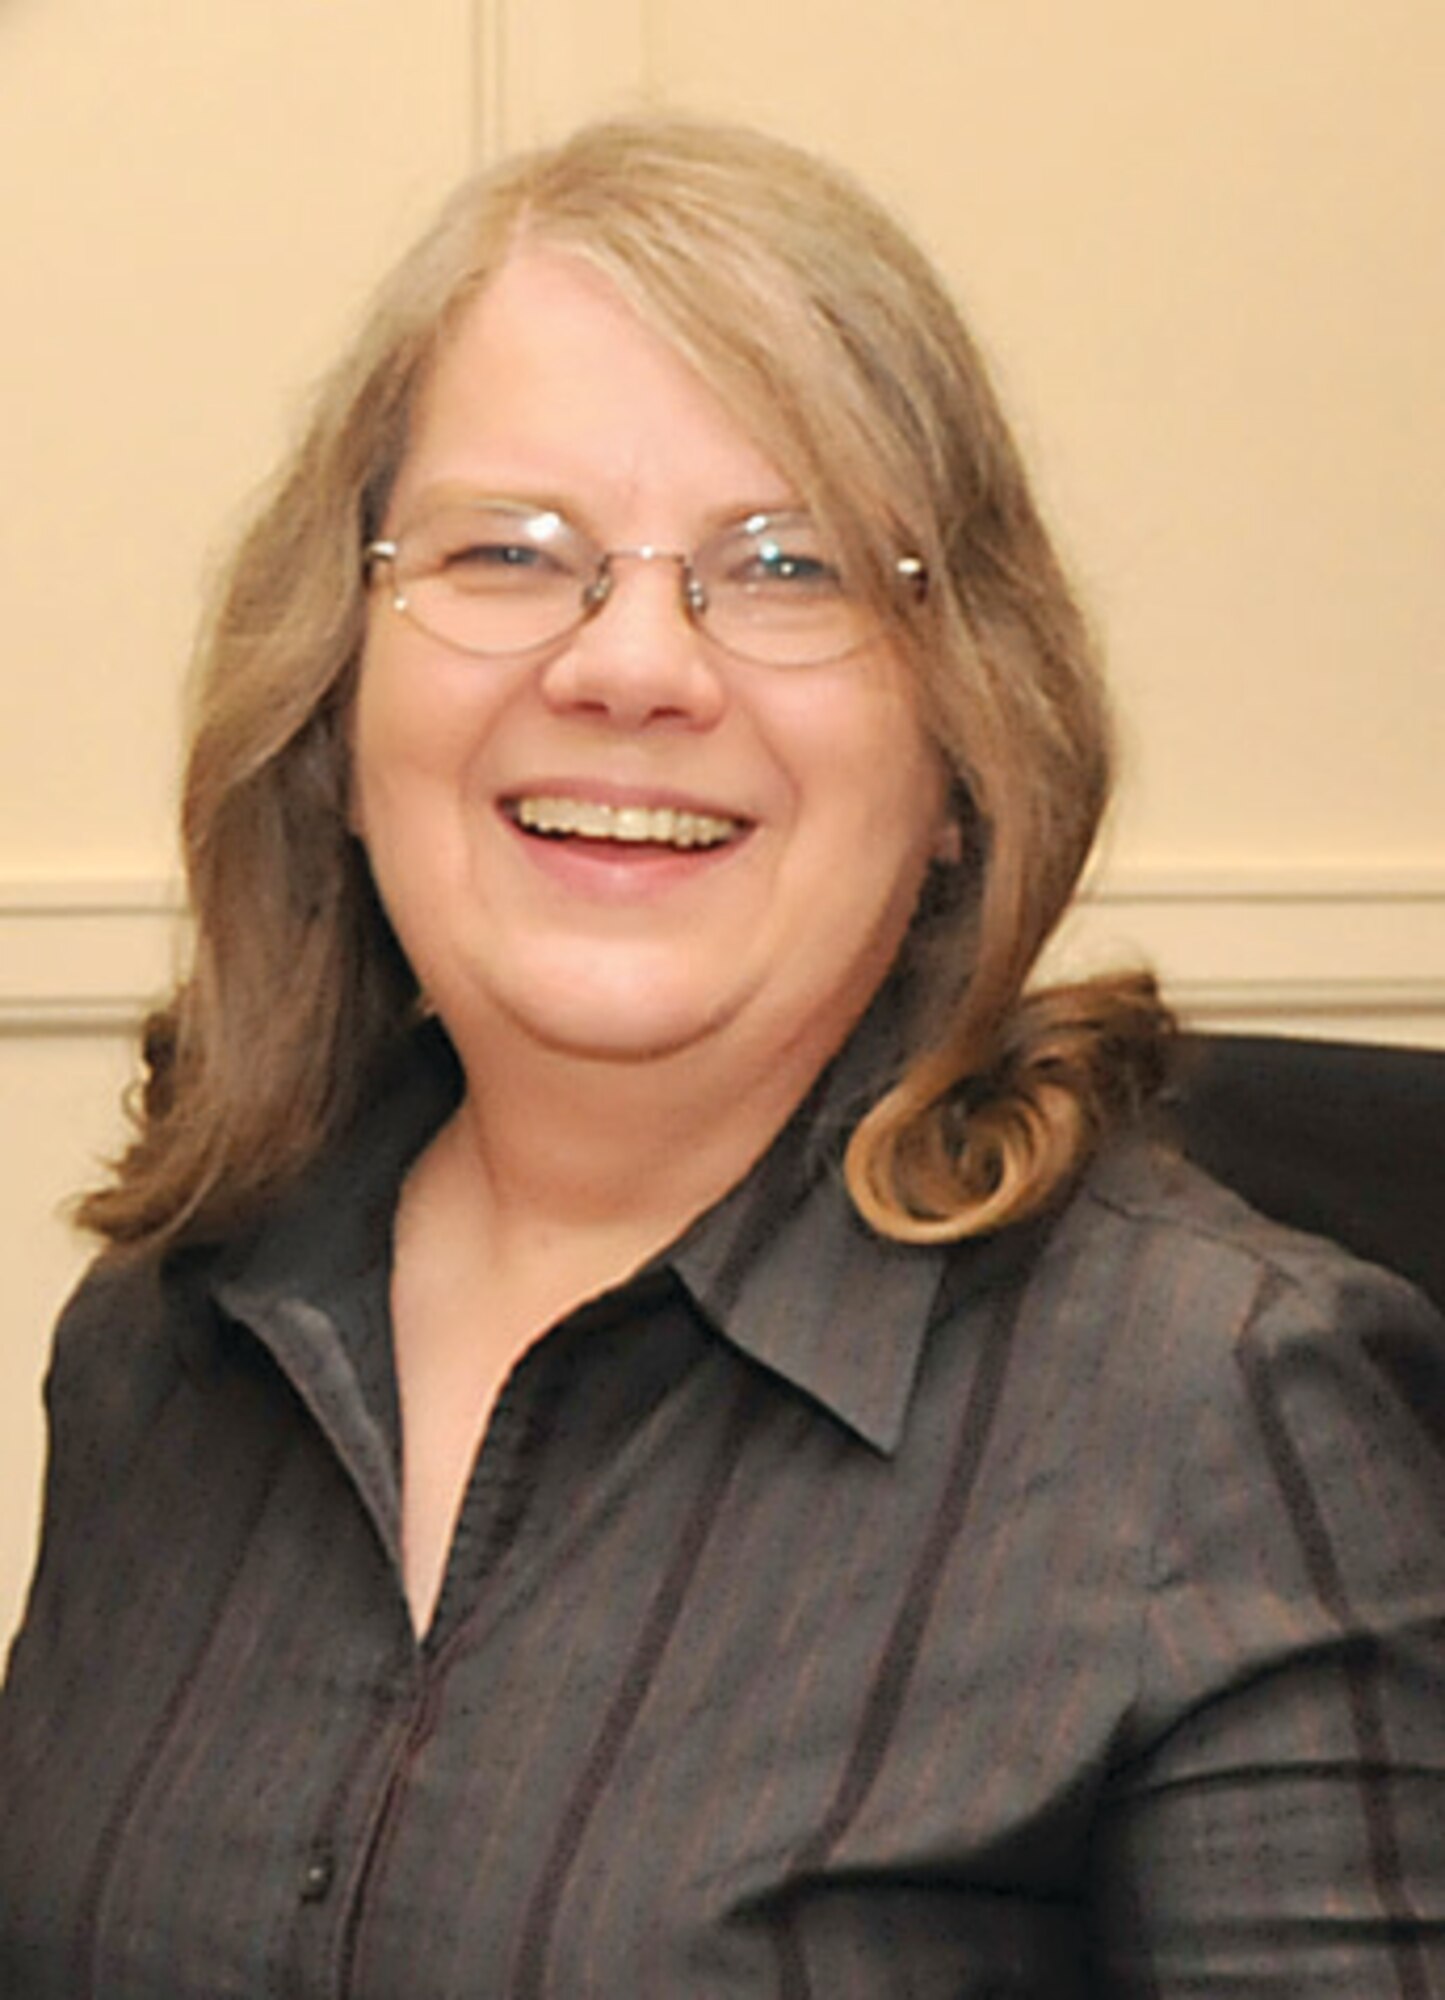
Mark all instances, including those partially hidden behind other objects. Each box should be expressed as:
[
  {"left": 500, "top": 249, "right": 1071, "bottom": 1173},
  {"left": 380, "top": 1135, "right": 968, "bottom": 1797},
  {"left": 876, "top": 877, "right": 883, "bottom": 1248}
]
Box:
[{"left": 376, "top": 501, "right": 882, "bottom": 666}]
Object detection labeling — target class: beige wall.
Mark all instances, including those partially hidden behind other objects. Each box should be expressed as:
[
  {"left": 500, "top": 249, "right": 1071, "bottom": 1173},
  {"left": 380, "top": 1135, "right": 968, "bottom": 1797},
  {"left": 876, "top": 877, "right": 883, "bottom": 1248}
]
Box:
[
  {"left": 0, "top": 0, "right": 479, "bottom": 1641},
  {"left": 4, "top": 0, "right": 1442, "bottom": 1640}
]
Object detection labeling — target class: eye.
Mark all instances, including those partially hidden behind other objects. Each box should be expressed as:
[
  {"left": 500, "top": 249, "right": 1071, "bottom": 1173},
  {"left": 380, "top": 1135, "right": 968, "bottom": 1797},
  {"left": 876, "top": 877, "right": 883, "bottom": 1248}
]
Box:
[
  {"left": 440, "top": 538, "right": 554, "bottom": 585},
  {"left": 408, "top": 507, "right": 583, "bottom": 595},
  {"left": 712, "top": 516, "right": 848, "bottom": 599},
  {"left": 747, "top": 547, "right": 843, "bottom": 592}
]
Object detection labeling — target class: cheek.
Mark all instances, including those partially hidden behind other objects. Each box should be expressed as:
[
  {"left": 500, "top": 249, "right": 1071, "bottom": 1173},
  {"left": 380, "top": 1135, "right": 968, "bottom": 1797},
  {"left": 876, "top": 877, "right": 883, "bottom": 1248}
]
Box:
[
  {"left": 858, "top": 740, "right": 956, "bottom": 926},
  {"left": 347, "top": 636, "right": 486, "bottom": 833},
  {"left": 821, "top": 703, "right": 951, "bottom": 863},
  {"left": 762, "top": 648, "right": 945, "bottom": 825},
  {"left": 782, "top": 730, "right": 950, "bottom": 963}
]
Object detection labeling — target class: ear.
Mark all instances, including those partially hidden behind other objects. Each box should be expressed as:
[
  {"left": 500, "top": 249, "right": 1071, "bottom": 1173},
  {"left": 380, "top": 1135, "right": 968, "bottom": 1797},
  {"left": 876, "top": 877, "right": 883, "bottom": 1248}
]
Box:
[
  {"left": 337, "top": 690, "right": 366, "bottom": 840},
  {"left": 345, "top": 771, "right": 366, "bottom": 841},
  {"left": 930, "top": 813, "right": 964, "bottom": 866}
]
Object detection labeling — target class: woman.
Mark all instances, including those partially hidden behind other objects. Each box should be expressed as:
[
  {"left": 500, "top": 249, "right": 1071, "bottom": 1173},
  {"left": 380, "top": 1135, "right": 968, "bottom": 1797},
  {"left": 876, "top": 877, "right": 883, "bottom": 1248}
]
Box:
[{"left": 1, "top": 117, "right": 1441, "bottom": 1996}]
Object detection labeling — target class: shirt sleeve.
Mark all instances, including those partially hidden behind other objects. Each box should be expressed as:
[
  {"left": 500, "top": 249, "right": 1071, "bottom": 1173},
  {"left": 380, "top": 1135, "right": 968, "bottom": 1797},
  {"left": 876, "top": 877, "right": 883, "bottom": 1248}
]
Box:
[{"left": 1090, "top": 1252, "right": 1445, "bottom": 1996}]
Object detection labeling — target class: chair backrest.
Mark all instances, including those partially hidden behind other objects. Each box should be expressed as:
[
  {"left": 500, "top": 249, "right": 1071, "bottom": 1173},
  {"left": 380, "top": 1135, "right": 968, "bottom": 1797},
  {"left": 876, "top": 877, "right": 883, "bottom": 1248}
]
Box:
[{"left": 1166, "top": 1033, "right": 1445, "bottom": 1314}]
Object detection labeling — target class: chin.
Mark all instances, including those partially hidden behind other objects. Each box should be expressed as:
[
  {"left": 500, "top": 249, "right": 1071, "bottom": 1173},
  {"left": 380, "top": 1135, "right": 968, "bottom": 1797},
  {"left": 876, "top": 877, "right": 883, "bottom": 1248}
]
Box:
[
  {"left": 517, "top": 994, "right": 739, "bottom": 1066},
  {"left": 468, "top": 955, "right": 744, "bottom": 1067}
]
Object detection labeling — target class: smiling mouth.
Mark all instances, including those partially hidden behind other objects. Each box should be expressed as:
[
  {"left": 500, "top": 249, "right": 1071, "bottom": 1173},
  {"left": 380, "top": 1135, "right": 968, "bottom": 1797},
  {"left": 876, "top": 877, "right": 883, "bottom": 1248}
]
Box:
[{"left": 508, "top": 796, "right": 745, "bottom": 851}]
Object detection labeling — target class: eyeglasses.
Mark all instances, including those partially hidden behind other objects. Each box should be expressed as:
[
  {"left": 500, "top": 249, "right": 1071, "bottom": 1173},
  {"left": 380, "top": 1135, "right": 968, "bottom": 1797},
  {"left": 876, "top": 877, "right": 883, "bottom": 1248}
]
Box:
[{"left": 364, "top": 501, "right": 926, "bottom": 668}]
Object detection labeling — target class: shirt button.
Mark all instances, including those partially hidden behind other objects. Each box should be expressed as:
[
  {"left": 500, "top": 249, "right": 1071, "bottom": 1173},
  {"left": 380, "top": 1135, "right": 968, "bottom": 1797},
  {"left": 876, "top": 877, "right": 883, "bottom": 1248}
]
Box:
[{"left": 300, "top": 1850, "right": 335, "bottom": 1903}]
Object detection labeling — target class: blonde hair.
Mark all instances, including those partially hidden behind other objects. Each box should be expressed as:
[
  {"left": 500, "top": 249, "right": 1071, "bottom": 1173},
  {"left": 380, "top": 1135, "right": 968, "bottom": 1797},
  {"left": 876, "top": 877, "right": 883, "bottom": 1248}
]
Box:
[{"left": 80, "top": 114, "right": 1171, "bottom": 1253}]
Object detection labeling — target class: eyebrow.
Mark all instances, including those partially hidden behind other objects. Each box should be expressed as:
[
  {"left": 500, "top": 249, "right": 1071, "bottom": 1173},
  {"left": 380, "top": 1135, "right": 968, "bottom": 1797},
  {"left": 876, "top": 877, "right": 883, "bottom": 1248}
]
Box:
[{"left": 390, "top": 482, "right": 810, "bottom": 542}]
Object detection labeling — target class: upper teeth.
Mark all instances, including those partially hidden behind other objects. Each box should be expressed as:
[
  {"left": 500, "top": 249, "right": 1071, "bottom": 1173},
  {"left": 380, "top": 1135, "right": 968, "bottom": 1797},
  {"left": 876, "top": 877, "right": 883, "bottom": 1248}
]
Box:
[{"left": 513, "top": 797, "right": 740, "bottom": 848}]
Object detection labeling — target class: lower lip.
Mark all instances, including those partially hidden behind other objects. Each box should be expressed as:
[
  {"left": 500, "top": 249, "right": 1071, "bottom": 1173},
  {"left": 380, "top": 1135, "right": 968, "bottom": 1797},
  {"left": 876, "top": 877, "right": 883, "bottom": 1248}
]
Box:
[{"left": 501, "top": 814, "right": 750, "bottom": 898}]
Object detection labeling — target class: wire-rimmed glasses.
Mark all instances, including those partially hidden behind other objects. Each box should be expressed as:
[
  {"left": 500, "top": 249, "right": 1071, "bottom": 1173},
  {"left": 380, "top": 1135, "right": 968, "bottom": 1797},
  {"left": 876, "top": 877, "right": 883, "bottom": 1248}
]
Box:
[{"left": 364, "top": 501, "right": 926, "bottom": 668}]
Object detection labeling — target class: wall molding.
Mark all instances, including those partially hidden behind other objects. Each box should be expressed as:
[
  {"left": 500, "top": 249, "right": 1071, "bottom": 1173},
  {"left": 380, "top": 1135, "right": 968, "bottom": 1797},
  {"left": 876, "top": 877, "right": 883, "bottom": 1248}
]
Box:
[
  {"left": 3, "top": 867, "right": 1444, "bottom": 1039},
  {"left": 1055, "top": 864, "right": 1445, "bottom": 1033},
  {"left": 0, "top": 881, "right": 183, "bottom": 1035}
]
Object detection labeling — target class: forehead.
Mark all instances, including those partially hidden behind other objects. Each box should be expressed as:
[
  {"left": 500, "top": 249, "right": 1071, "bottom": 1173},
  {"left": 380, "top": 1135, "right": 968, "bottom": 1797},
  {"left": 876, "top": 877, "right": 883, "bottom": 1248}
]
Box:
[{"left": 389, "top": 248, "right": 797, "bottom": 530}]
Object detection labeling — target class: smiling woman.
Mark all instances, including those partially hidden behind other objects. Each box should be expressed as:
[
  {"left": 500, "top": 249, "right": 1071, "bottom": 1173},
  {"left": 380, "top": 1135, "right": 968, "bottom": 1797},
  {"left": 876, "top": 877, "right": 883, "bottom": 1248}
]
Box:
[
  {"left": 63, "top": 118, "right": 1149, "bottom": 1259},
  {"left": 1, "top": 116, "right": 1442, "bottom": 2000},
  {"left": 350, "top": 245, "right": 952, "bottom": 1146}
]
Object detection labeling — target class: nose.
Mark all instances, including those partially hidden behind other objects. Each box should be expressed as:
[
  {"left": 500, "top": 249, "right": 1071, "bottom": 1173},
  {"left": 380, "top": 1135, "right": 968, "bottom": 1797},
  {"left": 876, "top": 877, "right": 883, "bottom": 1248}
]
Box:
[{"left": 537, "top": 550, "right": 726, "bottom": 731}]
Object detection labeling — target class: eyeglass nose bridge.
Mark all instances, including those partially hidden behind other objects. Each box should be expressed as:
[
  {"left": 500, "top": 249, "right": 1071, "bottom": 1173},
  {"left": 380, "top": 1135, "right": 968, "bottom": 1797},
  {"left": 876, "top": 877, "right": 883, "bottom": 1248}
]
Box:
[{"left": 581, "top": 546, "right": 710, "bottom": 629}]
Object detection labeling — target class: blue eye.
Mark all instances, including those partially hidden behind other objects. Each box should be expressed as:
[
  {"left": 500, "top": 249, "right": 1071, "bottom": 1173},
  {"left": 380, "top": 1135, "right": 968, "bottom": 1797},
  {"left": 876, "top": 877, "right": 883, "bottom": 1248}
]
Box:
[
  {"left": 732, "top": 541, "right": 845, "bottom": 598},
  {"left": 431, "top": 541, "right": 568, "bottom": 601},
  {"left": 415, "top": 508, "right": 587, "bottom": 597},
  {"left": 444, "top": 540, "right": 549, "bottom": 572},
  {"left": 757, "top": 548, "right": 838, "bottom": 586},
  {"left": 697, "top": 512, "right": 852, "bottom": 603}
]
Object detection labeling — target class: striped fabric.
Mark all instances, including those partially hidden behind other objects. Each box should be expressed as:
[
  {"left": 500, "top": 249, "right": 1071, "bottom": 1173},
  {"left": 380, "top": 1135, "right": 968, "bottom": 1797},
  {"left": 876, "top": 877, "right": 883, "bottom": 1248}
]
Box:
[{"left": 2, "top": 1022, "right": 1443, "bottom": 1997}]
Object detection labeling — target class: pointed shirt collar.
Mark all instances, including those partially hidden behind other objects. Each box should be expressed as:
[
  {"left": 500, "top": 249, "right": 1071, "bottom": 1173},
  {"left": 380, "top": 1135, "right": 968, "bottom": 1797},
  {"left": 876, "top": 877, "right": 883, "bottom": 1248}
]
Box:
[{"left": 210, "top": 994, "right": 990, "bottom": 1463}]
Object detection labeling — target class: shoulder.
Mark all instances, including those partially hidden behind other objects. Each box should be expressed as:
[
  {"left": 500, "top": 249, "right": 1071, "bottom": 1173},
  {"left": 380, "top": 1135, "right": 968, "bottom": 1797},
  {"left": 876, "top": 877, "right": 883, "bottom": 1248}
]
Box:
[
  {"left": 1049, "top": 1133, "right": 1440, "bottom": 1344},
  {"left": 954, "top": 1135, "right": 1445, "bottom": 1479},
  {"left": 40, "top": 1246, "right": 227, "bottom": 1454},
  {"left": 1033, "top": 1139, "right": 1445, "bottom": 1537}
]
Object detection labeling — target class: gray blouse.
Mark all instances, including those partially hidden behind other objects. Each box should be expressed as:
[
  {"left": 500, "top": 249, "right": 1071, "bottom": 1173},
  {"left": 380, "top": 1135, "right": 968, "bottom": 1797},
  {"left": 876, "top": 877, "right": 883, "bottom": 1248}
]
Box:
[{"left": 2, "top": 1023, "right": 1443, "bottom": 1996}]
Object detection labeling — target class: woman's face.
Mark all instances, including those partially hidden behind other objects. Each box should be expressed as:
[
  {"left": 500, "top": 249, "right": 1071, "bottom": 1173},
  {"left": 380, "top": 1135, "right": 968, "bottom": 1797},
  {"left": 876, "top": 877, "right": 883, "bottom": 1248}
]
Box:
[{"left": 351, "top": 247, "right": 953, "bottom": 1090}]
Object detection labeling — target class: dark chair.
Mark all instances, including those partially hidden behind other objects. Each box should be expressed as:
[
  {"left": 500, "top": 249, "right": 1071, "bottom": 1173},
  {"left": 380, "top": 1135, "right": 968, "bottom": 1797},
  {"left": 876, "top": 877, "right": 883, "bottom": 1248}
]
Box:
[{"left": 1166, "top": 1033, "right": 1445, "bottom": 1314}]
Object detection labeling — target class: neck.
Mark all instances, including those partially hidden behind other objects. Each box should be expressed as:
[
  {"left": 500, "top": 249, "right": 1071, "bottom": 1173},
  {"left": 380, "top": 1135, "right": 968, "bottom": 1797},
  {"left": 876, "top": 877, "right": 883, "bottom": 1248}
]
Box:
[{"left": 436, "top": 1011, "right": 838, "bottom": 1277}]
